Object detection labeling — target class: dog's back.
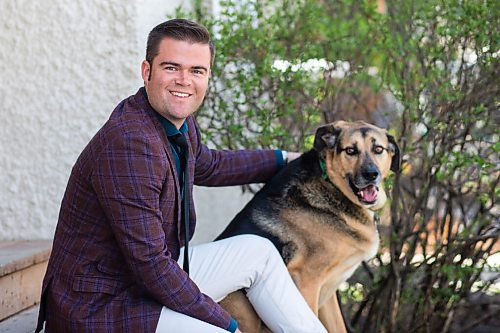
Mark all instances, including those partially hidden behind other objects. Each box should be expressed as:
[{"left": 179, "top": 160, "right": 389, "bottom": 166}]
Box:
[{"left": 216, "top": 149, "right": 325, "bottom": 261}]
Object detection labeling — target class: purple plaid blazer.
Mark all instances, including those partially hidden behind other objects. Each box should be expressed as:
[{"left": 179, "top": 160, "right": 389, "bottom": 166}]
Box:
[{"left": 36, "top": 88, "right": 281, "bottom": 332}]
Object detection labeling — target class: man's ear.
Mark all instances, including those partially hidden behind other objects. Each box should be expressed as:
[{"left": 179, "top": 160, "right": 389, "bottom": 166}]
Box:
[
  {"left": 313, "top": 124, "right": 341, "bottom": 152},
  {"left": 141, "top": 60, "right": 151, "bottom": 83},
  {"left": 387, "top": 134, "right": 401, "bottom": 172}
]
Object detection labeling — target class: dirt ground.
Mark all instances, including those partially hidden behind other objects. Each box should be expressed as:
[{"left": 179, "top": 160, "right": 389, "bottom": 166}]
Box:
[{"left": 449, "top": 292, "right": 500, "bottom": 333}]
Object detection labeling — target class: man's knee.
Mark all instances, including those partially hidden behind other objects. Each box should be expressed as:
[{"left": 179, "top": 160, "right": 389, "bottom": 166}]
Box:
[
  {"left": 234, "top": 235, "right": 285, "bottom": 271},
  {"left": 234, "top": 234, "right": 277, "bottom": 255}
]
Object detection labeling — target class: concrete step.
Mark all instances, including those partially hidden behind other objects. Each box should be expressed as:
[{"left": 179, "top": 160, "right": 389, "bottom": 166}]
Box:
[
  {"left": 0, "top": 240, "right": 52, "bottom": 323},
  {"left": 0, "top": 304, "right": 41, "bottom": 333}
]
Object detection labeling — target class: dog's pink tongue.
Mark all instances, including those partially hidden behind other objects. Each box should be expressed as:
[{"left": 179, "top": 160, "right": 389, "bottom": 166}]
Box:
[{"left": 360, "top": 185, "right": 377, "bottom": 202}]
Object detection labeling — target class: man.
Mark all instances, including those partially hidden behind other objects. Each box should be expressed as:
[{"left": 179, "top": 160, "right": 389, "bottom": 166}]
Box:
[{"left": 36, "top": 19, "right": 326, "bottom": 333}]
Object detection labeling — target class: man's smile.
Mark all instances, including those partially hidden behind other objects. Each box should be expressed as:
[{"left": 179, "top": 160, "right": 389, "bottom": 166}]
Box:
[{"left": 170, "top": 90, "right": 192, "bottom": 98}]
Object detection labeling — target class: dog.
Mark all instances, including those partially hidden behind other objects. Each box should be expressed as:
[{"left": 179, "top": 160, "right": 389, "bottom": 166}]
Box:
[{"left": 216, "top": 120, "right": 400, "bottom": 332}]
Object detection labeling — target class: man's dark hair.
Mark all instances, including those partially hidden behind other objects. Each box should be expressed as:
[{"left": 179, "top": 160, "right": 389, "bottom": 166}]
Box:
[{"left": 146, "top": 18, "right": 215, "bottom": 68}]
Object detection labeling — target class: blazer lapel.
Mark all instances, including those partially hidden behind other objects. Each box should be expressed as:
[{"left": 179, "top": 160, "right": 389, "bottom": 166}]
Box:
[{"left": 142, "top": 97, "right": 183, "bottom": 243}]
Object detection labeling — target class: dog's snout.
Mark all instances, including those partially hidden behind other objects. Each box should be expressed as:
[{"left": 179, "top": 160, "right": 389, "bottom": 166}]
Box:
[{"left": 362, "top": 165, "right": 380, "bottom": 181}]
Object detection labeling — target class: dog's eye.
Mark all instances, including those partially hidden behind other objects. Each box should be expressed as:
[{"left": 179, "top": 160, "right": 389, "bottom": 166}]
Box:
[
  {"left": 345, "top": 147, "right": 358, "bottom": 155},
  {"left": 373, "top": 146, "right": 384, "bottom": 154}
]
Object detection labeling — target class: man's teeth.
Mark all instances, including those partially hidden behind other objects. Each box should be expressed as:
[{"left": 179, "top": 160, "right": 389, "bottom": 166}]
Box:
[{"left": 171, "top": 91, "right": 189, "bottom": 97}]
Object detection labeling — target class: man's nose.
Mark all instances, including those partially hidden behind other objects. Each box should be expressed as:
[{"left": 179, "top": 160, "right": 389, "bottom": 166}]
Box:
[{"left": 175, "top": 70, "right": 191, "bottom": 85}]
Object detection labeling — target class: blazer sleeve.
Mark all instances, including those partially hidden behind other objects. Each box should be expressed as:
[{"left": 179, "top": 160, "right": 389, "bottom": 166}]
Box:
[
  {"left": 90, "top": 127, "right": 232, "bottom": 330},
  {"left": 190, "top": 118, "right": 281, "bottom": 186}
]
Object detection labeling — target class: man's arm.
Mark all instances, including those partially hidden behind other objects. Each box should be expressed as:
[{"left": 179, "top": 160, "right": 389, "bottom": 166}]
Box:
[
  {"left": 188, "top": 117, "right": 284, "bottom": 186},
  {"left": 286, "top": 151, "right": 301, "bottom": 163}
]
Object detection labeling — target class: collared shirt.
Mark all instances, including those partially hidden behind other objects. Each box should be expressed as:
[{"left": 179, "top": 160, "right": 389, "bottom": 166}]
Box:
[{"left": 156, "top": 114, "right": 188, "bottom": 196}]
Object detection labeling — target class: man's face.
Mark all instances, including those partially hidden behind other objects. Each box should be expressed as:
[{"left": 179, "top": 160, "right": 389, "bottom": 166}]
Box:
[{"left": 142, "top": 37, "right": 211, "bottom": 128}]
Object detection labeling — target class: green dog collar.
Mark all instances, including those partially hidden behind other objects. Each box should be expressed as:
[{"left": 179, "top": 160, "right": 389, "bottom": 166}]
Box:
[{"left": 319, "top": 159, "right": 330, "bottom": 181}]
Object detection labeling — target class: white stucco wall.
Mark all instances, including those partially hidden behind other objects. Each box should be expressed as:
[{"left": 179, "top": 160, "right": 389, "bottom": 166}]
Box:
[{"left": 0, "top": 0, "right": 252, "bottom": 242}]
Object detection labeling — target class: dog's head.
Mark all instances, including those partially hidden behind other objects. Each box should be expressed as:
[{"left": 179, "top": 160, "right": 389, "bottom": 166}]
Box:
[{"left": 314, "top": 120, "right": 400, "bottom": 209}]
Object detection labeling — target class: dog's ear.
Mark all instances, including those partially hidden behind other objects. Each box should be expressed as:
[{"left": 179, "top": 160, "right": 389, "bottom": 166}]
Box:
[
  {"left": 314, "top": 124, "right": 341, "bottom": 152},
  {"left": 387, "top": 134, "right": 401, "bottom": 172}
]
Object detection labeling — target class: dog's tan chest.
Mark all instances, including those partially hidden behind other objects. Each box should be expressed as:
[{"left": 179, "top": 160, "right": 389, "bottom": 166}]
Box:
[
  {"left": 281, "top": 208, "right": 379, "bottom": 285},
  {"left": 343, "top": 211, "right": 380, "bottom": 258}
]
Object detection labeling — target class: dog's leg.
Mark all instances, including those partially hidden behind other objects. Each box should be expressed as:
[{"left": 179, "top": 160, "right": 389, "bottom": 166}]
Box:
[
  {"left": 318, "top": 293, "right": 347, "bottom": 333},
  {"left": 219, "top": 291, "right": 263, "bottom": 333},
  {"left": 288, "top": 268, "right": 322, "bottom": 315},
  {"left": 299, "top": 283, "right": 321, "bottom": 315}
]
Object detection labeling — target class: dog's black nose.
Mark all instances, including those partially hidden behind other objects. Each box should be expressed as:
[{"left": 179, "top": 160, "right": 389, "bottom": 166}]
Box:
[{"left": 362, "top": 165, "right": 380, "bottom": 181}]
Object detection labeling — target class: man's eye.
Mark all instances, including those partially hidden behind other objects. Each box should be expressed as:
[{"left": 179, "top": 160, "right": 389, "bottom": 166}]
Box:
[
  {"left": 192, "top": 69, "right": 205, "bottom": 75},
  {"left": 374, "top": 146, "right": 384, "bottom": 154},
  {"left": 165, "top": 66, "right": 177, "bottom": 71},
  {"left": 345, "top": 147, "right": 358, "bottom": 155}
]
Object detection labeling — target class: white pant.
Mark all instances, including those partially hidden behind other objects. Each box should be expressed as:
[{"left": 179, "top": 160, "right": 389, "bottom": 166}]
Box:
[{"left": 155, "top": 234, "right": 326, "bottom": 333}]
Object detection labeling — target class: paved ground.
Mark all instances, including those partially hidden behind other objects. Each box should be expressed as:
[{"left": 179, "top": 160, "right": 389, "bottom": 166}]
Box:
[
  {"left": 0, "top": 305, "right": 40, "bottom": 333},
  {"left": 1, "top": 296, "right": 498, "bottom": 333}
]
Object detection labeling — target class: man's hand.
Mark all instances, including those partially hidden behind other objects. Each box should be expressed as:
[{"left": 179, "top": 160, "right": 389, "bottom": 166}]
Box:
[{"left": 287, "top": 152, "right": 301, "bottom": 163}]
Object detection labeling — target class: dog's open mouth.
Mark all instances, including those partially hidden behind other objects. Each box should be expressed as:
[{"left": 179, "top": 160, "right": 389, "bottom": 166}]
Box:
[{"left": 348, "top": 178, "right": 378, "bottom": 204}]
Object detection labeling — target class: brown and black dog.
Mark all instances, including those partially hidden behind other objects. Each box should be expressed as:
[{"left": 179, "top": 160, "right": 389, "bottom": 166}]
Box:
[{"left": 217, "top": 120, "right": 400, "bottom": 332}]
